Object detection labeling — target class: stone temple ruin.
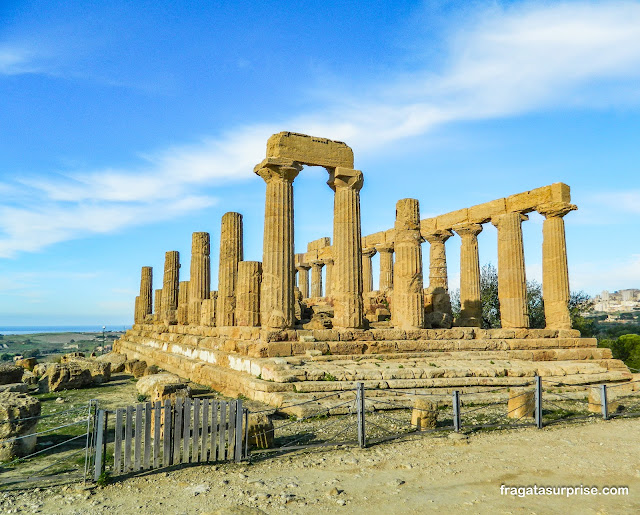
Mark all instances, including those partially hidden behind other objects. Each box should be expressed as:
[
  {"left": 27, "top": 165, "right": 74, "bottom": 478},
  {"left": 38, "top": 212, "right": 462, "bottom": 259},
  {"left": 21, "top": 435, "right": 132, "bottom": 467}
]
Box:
[{"left": 114, "top": 132, "right": 632, "bottom": 412}]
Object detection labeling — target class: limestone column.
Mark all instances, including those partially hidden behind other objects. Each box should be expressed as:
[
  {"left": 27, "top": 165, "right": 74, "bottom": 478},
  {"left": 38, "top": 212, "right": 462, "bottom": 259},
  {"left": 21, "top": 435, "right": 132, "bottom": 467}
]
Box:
[
  {"left": 492, "top": 212, "right": 529, "bottom": 328},
  {"left": 310, "top": 261, "right": 324, "bottom": 298},
  {"left": 424, "top": 230, "right": 453, "bottom": 325},
  {"left": 538, "top": 202, "right": 577, "bottom": 330},
  {"left": 161, "top": 251, "right": 180, "bottom": 324},
  {"left": 296, "top": 265, "right": 310, "bottom": 299},
  {"left": 255, "top": 158, "right": 302, "bottom": 329},
  {"left": 376, "top": 244, "right": 394, "bottom": 292},
  {"left": 154, "top": 289, "right": 163, "bottom": 323},
  {"left": 322, "top": 258, "right": 334, "bottom": 297},
  {"left": 134, "top": 296, "right": 141, "bottom": 324},
  {"left": 217, "top": 212, "right": 244, "bottom": 327},
  {"left": 392, "top": 199, "right": 424, "bottom": 330},
  {"left": 362, "top": 248, "right": 377, "bottom": 294},
  {"left": 328, "top": 167, "right": 364, "bottom": 329},
  {"left": 188, "top": 232, "right": 211, "bottom": 325},
  {"left": 236, "top": 261, "right": 262, "bottom": 327},
  {"left": 139, "top": 266, "right": 153, "bottom": 320},
  {"left": 453, "top": 224, "right": 483, "bottom": 327},
  {"left": 177, "top": 281, "right": 190, "bottom": 325}
]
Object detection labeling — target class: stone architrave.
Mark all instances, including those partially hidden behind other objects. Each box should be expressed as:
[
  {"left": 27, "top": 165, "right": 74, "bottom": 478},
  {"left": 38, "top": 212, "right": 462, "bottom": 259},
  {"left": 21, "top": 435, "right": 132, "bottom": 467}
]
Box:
[
  {"left": 538, "top": 202, "right": 577, "bottom": 330},
  {"left": 217, "top": 212, "right": 244, "bottom": 327},
  {"left": 154, "top": 289, "right": 163, "bottom": 323},
  {"left": 236, "top": 261, "right": 262, "bottom": 327},
  {"left": 140, "top": 266, "right": 153, "bottom": 321},
  {"left": 392, "top": 199, "right": 424, "bottom": 330},
  {"left": 310, "top": 261, "right": 324, "bottom": 298},
  {"left": 322, "top": 258, "right": 334, "bottom": 297},
  {"left": 328, "top": 167, "right": 364, "bottom": 329},
  {"left": 161, "top": 251, "right": 180, "bottom": 324},
  {"left": 492, "top": 212, "right": 529, "bottom": 328},
  {"left": 177, "top": 281, "right": 190, "bottom": 325},
  {"left": 361, "top": 247, "right": 377, "bottom": 294},
  {"left": 255, "top": 157, "right": 303, "bottom": 329},
  {"left": 424, "top": 230, "right": 453, "bottom": 327},
  {"left": 376, "top": 243, "right": 394, "bottom": 292},
  {"left": 453, "top": 223, "right": 483, "bottom": 327},
  {"left": 188, "top": 232, "right": 211, "bottom": 326},
  {"left": 296, "top": 265, "right": 311, "bottom": 299}
]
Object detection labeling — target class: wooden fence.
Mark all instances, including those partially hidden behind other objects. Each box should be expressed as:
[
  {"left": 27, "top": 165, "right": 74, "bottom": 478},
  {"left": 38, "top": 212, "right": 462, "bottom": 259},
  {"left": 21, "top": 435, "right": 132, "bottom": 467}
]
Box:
[{"left": 93, "top": 398, "right": 247, "bottom": 481}]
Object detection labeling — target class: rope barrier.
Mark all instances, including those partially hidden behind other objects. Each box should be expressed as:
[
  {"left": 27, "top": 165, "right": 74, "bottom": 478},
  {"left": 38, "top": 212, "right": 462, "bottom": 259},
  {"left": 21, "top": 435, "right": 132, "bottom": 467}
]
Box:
[
  {"left": 0, "top": 405, "right": 88, "bottom": 425},
  {"left": 250, "top": 391, "right": 347, "bottom": 414},
  {"left": 2, "top": 432, "right": 88, "bottom": 467},
  {"left": 0, "top": 419, "right": 89, "bottom": 444}
]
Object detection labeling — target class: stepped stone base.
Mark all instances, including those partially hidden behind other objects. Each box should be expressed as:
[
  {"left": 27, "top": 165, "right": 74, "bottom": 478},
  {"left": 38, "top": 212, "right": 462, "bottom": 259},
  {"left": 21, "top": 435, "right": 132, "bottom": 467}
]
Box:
[{"left": 114, "top": 324, "right": 632, "bottom": 417}]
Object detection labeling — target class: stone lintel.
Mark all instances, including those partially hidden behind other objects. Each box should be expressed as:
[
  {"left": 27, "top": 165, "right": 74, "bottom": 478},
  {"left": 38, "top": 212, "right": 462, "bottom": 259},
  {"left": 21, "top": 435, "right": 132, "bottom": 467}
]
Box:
[
  {"left": 307, "top": 237, "right": 331, "bottom": 252},
  {"left": 266, "top": 132, "right": 354, "bottom": 170}
]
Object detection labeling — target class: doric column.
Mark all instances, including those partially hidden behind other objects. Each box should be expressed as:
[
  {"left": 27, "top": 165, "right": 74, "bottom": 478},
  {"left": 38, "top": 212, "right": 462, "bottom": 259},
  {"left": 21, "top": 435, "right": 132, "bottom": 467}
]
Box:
[
  {"left": 361, "top": 247, "right": 377, "bottom": 294},
  {"left": 423, "top": 230, "right": 453, "bottom": 328},
  {"left": 296, "top": 265, "right": 310, "bottom": 299},
  {"left": 538, "top": 202, "right": 577, "bottom": 330},
  {"left": 236, "top": 261, "right": 262, "bottom": 327},
  {"left": 322, "top": 258, "right": 334, "bottom": 297},
  {"left": 139, "top": 266, "right": 153, "bottom": 321},
  {"left": 200, "top": 293, "right": 217, "bottom": 327},
  {"left": 154, "top": 289, "right": 163, "bottom": 323},
  {"left": 177, "top": 281, "right": 190, "bottom": 325},
  {"left": 310, "top": 261, "right": 324, "bottom": 298},
  {"left": 376, "top": 243, "right": 394, "bottom": 292},
  {"left": 134, "top": 296, "right": 141, "bottom": 324},
  {"left": 328, "top": 167, "right": 364, "bottom": 329},
  {"left": 161, "top": 251, "right": 180, "bottom": 324},
  {"left": 188, "top": 232, "right": 211, "bottom": 325},
  {"left": 492, "top": 212, "right": 529, "bottom": 328},
  {"left": 255, "top": 157, "right": 302, "bottom": 329},
  {"left": 453, "top": 223, "right": 483, "bottom": 327},
  {"left": 217, "top": 212, "right": 244, "bottom": 327},
  {"left": 392, "top": 199, "right": 424, "bottom": 330}
]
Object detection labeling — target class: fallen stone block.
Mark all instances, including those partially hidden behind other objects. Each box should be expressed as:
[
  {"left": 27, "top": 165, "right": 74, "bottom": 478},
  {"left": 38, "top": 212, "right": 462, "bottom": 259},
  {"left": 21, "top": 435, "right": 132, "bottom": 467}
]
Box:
[
  {"left": 0, "top": 364, "right": 23, "bottom": 385},
  {"left": 411, "top": 397, "right": 438, "bottom": 430},
  {"left": 0, "top": 392, "right": 41, "bottom": 461},
  {"left": 38, "top": 363, "right": 93, "bottom": 393}
]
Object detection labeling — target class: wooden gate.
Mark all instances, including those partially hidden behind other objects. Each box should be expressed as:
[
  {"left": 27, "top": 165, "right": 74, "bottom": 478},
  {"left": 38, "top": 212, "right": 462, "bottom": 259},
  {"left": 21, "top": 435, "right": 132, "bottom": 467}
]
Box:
[{"left": 92, "top": 398, "right": 247, "bottom": 481}]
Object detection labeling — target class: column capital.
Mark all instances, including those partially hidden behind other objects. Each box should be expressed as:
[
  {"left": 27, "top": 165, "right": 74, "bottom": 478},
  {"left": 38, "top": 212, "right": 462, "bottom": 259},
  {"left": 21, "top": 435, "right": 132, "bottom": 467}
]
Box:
[
  {"left": 295, "top": 264, "right": 311, "bottom": 272},
  {"left": 327, "top": 167, "right": 363, "bottom": 192},
  {"left": 491, "top": 212, "right": 528, "bottom": 228},
  {"left": 452, "top": 223, "right": 483, "bottom": 238},
  {"left": 376, "top": 242, "right": 394, "bottom": 253},
  {"left": 254, "top": 157, "right": 303, "bottom": 183},
  {"left": 362, "top": 247, "right": 377, "bottom": 258},
  {"left": 321, "top": 257, "right": 334, "bottom": 266},
  {"left": 537, "top": 202, "right": 577, "bottom": 219},
  {"left": 310, "top": 260, "right": 324, "bottom": 268},
  {"left": 424, "top": 229, "right": 453, "bottom": 244}
]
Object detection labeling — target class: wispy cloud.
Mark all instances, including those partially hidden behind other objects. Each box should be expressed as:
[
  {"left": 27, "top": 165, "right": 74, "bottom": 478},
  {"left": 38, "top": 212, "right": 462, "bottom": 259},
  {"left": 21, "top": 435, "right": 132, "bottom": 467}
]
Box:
[{"left": 2, "top": 1, "right": 640, "bottom": 256}]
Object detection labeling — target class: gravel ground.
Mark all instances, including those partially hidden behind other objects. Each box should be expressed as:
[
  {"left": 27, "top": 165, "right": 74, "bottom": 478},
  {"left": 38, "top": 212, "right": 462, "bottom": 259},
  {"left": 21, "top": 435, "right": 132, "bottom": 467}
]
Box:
[{"left": 1, "top": 415, "right": 639, "bottom": 514}]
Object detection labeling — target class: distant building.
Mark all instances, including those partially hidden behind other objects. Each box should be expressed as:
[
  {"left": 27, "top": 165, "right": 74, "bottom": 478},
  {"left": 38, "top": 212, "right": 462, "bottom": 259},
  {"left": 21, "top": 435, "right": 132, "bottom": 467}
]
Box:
[{"left": 593, "top": 289, "right": 640, "bottom": 313}]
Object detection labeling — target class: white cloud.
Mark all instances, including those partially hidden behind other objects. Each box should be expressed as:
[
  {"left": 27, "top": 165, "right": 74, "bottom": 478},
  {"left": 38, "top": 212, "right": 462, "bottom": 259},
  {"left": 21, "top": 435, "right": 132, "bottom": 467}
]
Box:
[{"left": 3, "top": 1, "right": 640, "bottom": 256}]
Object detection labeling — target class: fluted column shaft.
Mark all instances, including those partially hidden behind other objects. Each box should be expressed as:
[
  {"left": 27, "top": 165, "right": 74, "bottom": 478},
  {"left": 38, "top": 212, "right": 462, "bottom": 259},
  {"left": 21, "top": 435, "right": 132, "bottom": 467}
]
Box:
[
  {"left": 161, "top": 251, "right": 180, "bottom": 324},
  {"left": 362, "top": 248, "right": 377, "bottom": 294},
  {"left": 236, "top": 261, "right": 262, "bottom": 327},
  {"left": 296, "top": 266, "right": 310, "bottom": 299},
  {"left": 539, "top": 202, "right": 576, "bottom": 330},
  {"left": 329, "top": 167, "right": 364, "bottom": 329},
  {"left": 310, "top": 261, "right": 324, "bottom": 298},
  {"left": 177, "top": 281, "right": 190, "bottom": 325},
  {"left": 323, "top": 259, "right": 334, "bottom": 297},
  {"left": 392, "top": 199, "right": 424, "bottom": 329},
  {"left": 189, "top": 232, "right": 211, "bottom": 325},
  {"left": 217, "top": 212, "right": 244, "bottom": 327},
  {"left": 492, "top": 212, "right": 529, "bottom": 328},
  {"left": 140, "top": 266, "right": 153, "bottom": 320},
  {"left": 424, "top": 230, "right": 453, "bottom": 317},
  {"left": 255, "top": 158, "right": 302, "bottom": 329},
  {"left": 376, "top": 244, "right": 394, "bottom": 291},
  {"left": 154, "top": 289, "right": 163, "bottom": 323},
  {"left": 453, "top": 224, "right": 483, "bottom": 327},
  {"left": 134, "top": 296, "right": 142, "bottom": 324}
]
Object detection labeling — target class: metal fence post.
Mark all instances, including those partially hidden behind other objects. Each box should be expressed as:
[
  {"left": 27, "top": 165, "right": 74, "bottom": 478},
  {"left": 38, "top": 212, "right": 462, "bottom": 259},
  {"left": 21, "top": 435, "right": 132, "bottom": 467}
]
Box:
[
  {"left": 452, "top": 390, "right": 461, "bottom": 432},
  {"left": 601, "top": 384, "right": 608, "bottom": 420},
  {"left": 93, "top": 409, "right": 105, "bottom": 482},
  {"left": 234, "top": 399, "right": 244, "bottom": 463},
  {"left": 535, "top": 376, "right": 543, "bottom": 429},
  {"left": 356, "top": 382, "right": 366, "bottom": 448}
]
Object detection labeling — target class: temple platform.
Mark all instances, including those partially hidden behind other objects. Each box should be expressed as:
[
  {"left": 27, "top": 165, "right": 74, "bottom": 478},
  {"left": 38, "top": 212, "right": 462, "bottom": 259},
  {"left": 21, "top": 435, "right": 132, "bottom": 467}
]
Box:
[{"left": 114, "top": 324, "right": 633, "bottom": 416}]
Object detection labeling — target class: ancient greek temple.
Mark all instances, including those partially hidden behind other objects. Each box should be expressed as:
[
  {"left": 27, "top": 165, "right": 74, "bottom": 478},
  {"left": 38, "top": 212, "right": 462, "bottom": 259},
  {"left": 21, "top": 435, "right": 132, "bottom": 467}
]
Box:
[{"left": 117, "top": 132, "right": 631, "bottom": 409}]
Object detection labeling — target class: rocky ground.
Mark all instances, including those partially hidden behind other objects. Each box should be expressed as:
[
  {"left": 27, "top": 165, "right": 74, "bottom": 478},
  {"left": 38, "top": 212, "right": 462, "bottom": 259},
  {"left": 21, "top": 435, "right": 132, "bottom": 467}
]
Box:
[{"left": 1, "top": 416, "right": 639, "bottom": 514}]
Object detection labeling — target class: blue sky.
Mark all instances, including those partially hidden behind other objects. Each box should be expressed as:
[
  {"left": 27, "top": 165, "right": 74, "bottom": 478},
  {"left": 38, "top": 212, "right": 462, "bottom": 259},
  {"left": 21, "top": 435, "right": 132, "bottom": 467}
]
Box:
[{"left": 1, "top": 0, "right": 639, "bottom": 326}]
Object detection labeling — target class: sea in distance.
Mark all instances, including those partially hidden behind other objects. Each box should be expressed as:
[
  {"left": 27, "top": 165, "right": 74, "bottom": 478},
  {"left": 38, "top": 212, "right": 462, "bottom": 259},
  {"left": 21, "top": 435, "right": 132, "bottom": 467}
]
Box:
[{"left": 0, "top": 325, "right": 130, "bottom": 335}]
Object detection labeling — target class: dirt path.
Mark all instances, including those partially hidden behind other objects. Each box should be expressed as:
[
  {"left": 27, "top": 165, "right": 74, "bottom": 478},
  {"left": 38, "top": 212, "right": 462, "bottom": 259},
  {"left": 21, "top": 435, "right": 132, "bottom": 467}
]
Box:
[{"left": 2, "top": 416, "right": 639, "bottom": 514}]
